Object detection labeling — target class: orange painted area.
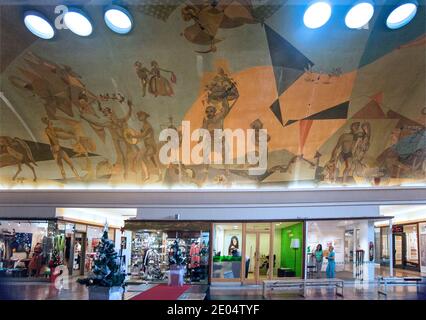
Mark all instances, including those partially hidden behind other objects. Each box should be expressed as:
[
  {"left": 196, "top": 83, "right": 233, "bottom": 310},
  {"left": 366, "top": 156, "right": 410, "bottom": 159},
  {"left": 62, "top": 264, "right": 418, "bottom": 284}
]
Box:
[
  {"left": 182, "top": 65, "right": 351, "bottom": 163},
  {"left": 279, "top": 71, "right": 357, "bottom": 120}
]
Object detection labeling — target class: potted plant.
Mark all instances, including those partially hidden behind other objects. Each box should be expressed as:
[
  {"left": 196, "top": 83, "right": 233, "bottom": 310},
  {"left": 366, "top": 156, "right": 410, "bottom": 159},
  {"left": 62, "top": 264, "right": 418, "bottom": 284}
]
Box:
[{"left": 77, "top": 228, "right": 126, "bottom": 300}]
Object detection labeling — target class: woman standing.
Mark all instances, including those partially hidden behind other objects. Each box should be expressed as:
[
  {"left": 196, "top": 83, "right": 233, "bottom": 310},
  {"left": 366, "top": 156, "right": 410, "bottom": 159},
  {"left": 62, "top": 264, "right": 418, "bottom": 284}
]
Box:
[
  {"left": 326, "top": 245, "right": 336, "bottom": 278},
  {"left": 313, "top": 244, "right": 323, "bottom": 278}
]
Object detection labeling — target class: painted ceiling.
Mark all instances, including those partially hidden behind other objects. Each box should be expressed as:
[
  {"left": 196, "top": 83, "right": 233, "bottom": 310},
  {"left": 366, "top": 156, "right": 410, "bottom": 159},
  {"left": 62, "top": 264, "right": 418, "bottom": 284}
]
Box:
[{"left": 0, "top": 0, "right": 425, "bottom": 189}]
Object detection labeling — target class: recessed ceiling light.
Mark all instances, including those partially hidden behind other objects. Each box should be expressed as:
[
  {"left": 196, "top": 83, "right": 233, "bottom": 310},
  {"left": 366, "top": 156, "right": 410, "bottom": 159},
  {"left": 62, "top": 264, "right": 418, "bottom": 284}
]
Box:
[
  {"left": 386, "top": 2, "right": 418, "bottom": 29},
  {"left": 104, "top": 5, "right": 133, "bottom": 34},
  {"left": 63, "top": 8, "right": 93, "bottom": 37},
  {"left": 24, "top": 11, "right": 55, "bottom": 39},
  {"left": 304, "top": 1, "right": 332, "bottom": 29},
  {"left": 345, "top": 2, "right": 375, "bottom": 29}
]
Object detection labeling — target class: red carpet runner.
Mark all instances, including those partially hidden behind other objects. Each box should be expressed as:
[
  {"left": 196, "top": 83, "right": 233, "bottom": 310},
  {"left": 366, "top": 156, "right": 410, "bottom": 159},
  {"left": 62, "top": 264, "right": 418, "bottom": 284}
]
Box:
[{"left": 131, "top": 284, "right": 191, "bottom": 300}]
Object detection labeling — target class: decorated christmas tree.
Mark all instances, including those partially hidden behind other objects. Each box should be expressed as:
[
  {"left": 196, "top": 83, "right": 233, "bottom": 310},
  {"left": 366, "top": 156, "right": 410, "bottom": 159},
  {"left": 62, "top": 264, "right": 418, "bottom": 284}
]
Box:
[
  {"left": 77, "top": 226, "right": 126, "bottom": 287},
  {"left": 168, "top": 239, "right": 186, "bottom": 265}
]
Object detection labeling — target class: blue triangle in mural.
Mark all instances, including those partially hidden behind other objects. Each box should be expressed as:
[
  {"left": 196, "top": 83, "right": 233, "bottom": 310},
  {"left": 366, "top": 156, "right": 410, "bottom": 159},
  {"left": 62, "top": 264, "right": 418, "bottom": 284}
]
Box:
[
  {"left": 264, "top": 24, "right": 314, "bottom": 95},
  {"left": 269, "top": 99, "right": 283, "bottom": 126}
]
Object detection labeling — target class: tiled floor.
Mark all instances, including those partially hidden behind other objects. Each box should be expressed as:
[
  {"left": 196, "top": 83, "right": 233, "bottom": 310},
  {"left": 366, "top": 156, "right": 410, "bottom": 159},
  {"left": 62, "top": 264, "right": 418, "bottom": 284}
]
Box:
[{"left": 1, "top": 277, "right": 425, "bottom": 300}]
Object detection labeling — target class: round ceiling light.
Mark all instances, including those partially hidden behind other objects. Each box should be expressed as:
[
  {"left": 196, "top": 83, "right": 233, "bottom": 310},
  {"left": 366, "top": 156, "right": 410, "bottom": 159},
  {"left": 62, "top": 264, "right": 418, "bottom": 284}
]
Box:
[
  {"left": 303, "top": 2, "right": 332, "bottom": 29},
  {"left": 104, "top": 6, "right": 133, "bottom": 34},
  {"left": 23, "top": 11, "right": 55, "bottom": 39},
  {"left": 63, "top": 8, "right": 93, "bottom": 37},
  {"left": 345, "top": 2, "right": 375, "bottom": 29},
  {"left": 386, "top": 2, "right": 418, "bottom": 29}
]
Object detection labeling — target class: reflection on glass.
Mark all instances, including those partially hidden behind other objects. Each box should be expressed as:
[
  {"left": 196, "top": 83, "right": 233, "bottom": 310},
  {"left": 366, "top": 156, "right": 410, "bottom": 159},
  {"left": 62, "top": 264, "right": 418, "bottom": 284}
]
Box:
[{"left": 212, "top": 224, "right": 242, "bottom": 279}]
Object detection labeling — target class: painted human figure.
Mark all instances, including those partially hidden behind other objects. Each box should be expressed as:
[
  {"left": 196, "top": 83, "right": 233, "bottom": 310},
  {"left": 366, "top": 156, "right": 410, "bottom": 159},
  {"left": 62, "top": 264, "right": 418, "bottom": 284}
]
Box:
[
  {"left": 327, "top": 122, "right": 361, "bottom": 183},
  {"left": 134, "top": 61, "right": 150, "bottom": 97},
  {"left": 148, "top": 61, "right": 175, "bottom": 97},
  {"left": 134, "top": 110, "right": 162, "bottom": 181},
  {"left": 80, "top": 99, "right": 135, "bottom": 179},
  {"left": 352, "top": 122, "right": 371, "bottom": 177},
  {"left": 41, "top": 117, "right": 80, "bottom": 180},
  {"left": 206, "top": 67, "right": 239, "bottom": 111},
  {"left": 201, "top": 103, "right": 232, "bottom": 177}
]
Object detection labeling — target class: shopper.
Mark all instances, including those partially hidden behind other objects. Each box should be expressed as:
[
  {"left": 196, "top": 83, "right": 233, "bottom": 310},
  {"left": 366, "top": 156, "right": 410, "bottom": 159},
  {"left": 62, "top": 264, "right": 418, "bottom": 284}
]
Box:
[
  {"left": 326, "top": 245, "right": 336, "bottom": 278},
  {"left": 313, "top": 244, "right": 323, "bottom": 278}
]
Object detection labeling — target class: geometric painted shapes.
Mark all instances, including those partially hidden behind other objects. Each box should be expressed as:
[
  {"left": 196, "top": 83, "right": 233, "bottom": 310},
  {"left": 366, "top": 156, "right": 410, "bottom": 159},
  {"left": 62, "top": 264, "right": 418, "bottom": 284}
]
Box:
[
  {"left": 352, "top": 93, "right": 385, "bottom": 119},
  {"left": 305, "top": 101, "right": 349, "bottom": 120},
  {"left": 269, "top": 99, "right": 284, "bottom": 126},
  {"left": 264, "top": 24, "right": 313, "bottom": 95}
]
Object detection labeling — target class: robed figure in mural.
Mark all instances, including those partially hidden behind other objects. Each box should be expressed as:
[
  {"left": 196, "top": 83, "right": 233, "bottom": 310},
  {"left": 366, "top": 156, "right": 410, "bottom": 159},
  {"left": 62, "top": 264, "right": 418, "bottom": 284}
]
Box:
[{"left": 148, "top": 61, "right": 176, "bottom": 97}]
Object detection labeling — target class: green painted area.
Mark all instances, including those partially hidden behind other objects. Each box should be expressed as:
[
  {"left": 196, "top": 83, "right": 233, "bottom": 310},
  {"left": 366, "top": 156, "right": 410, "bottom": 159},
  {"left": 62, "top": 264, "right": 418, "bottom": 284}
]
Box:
[{"left": 281, "top": 223, "right": 303, "bottom": 277}]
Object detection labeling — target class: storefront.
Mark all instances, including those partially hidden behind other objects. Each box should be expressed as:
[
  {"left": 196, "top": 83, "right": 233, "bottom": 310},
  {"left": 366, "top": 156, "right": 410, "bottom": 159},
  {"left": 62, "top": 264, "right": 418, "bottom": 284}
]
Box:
[
  {"left": 125, "top": 221, "right": 210, "bottom": 284},
  {"left": 376, "top": 222, "right": 422, "bottom": 271},
  {"left": 0, "top": 219, "right": 58, "bottom": 279},
  {"left": 125, "top": 220, "right": 305, "bottom": 285}
]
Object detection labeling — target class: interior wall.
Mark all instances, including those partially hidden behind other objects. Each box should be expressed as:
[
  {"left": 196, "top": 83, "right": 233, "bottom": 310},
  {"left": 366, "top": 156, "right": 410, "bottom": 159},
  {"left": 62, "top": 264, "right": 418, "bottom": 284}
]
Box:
[{"left": 281, "top": 222, "right": 303, "bottom": 277}]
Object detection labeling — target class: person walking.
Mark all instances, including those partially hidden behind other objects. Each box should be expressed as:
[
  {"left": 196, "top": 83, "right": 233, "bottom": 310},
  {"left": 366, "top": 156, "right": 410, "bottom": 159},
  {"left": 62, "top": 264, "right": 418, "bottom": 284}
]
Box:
[
  {"left": 326, "top": 245, "right": 336, "bottom": 278},
  {"left": 313, "top": 244, "right": 324, "bottom": 278}
]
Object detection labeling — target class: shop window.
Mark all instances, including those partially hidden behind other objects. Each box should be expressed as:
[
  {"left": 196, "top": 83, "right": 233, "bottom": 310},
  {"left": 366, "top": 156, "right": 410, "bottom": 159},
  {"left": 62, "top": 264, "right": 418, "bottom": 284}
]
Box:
[
  {"left": 212, "top": 223, "right": 242, "bottom": 280},
  {"left": 404, "top": 224, "right": 418, "bottom": 267}
]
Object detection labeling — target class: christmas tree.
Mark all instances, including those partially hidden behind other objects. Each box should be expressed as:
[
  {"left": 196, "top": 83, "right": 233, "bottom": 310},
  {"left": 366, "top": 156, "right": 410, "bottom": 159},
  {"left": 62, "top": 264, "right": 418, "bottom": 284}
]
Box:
[
  {"left": 168, "top": 239, "right": 186, "bottom": 265},
  {"left": 77, "top": 227, "right": 126, "bottom": 287}
]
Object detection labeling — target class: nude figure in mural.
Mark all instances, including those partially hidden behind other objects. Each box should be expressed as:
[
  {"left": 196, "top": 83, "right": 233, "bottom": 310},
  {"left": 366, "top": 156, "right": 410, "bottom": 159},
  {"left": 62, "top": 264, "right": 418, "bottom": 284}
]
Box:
[
  {"left": 148, "top": 61, "right": 176, "bottom": 97},
  {"left": 134, "top": 61, "right": 150, "bottom": 97},
  {"left": 80, "top": 99, "right": 137, "bottom": 180},
  {"left": 0, "top": 136, "right": 38, "bottom": 182},
  {"left": 327, "top": 122, "right": 361, "bottom": 184},
  {"left": 201, "top": 101, "right": 232, "bottom": 179},
  {"left": 124, "top": 110, "right": 162, "bottom": 181},
  {"left": 41, "top": 117, "right": 80, "bottom": 181}
]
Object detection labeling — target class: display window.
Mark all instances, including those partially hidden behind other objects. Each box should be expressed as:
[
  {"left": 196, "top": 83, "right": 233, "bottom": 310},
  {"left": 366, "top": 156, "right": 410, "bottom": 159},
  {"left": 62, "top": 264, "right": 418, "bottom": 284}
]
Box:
[
  {"left": 0, "top": 220, "right": 58, "bottom": 279},
  {"left": 127, "top": 222, "right": 210, "bottom": 285}
]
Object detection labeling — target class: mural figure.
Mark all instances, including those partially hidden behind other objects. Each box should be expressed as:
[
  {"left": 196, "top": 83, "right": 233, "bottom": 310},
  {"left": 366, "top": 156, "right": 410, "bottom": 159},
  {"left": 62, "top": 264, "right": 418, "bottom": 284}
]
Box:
[
  {"left": 124, "top": 110, "right": 162, "bottom": 181},
  {"left": 148, "top": 61, "right": 176, "bottom": 97},
  {"left": 352, "top": 122, "right": 371, "bottom": 177},
  {"left": 134, "top": 61, "right": 150, "bottom": 97},
  {"left": 41, "top": 117, "right": 80, "bottom": 181},
  {"left": 181, "top": 0, "right": 257, "bottom": 53},
  {"left": 80, "top": 98, "right": 136, "bottom": 180},
  {"left": 206, "top": 67, "right": 239, "bottom": 111},
  {"left": 0, "top": 136, "right": 38, "bottom": 182},
  {"left": 325, "top": 122, "right": 361, "bottom": 184}
]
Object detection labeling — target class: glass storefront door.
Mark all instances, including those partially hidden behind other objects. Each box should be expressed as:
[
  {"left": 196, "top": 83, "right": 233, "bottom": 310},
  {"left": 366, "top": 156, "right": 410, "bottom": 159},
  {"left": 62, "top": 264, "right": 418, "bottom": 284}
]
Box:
[
  {"left": 243, "top": 228, "right": 271, "bottom": 284},
  {"left": 393, "top": 234, "right": 405, "bottom": 268}
]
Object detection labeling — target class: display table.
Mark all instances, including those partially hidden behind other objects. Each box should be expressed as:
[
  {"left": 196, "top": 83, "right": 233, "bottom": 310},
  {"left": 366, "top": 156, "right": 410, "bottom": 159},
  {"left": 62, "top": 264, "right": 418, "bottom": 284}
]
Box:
[
  {"left": 168, "top": 265, "right": 185, "bottom": 286},
  {"left": 277, "top": 268, "right": 295, "bottom": 277}
]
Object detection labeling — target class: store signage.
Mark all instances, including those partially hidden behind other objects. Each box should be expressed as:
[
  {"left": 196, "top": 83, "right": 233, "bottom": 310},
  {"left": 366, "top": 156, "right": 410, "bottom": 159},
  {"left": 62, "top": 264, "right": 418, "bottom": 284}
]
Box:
[{"left": 392, "top": 225, "right": 403, "bottom": 233}]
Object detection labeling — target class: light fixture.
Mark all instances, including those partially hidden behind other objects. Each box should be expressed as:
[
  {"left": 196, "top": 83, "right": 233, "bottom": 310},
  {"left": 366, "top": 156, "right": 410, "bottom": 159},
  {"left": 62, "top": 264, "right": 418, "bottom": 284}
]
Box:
[
  {"left": 386, "top": 1, "right": 418, "bottom": 29},
  {"left": 345, "top": 2, "right": 375, "bottom": 29},
  {"left": 23, "top": 10, "right": 55, "bottom": 39},
  {"left": 303, "top": 1, "right": 332, "bottom": 29},
  {"left": 63, "top": 8, "right": 93, "bottom": 37},
  {"left": 104, "top": 5, "right": 133, "bottom": 34}
]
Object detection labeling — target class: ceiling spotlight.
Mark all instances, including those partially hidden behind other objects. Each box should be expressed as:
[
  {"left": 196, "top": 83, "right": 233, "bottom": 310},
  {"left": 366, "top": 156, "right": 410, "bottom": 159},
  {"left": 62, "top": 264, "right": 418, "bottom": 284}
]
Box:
[
  {"left": 63, "top": 8, "right": 93, "bottom": 37},
  {"left": 24, "top": 10, "right": 55, "bottom": 39},
  {"left": 386, "top": 2, "right": 418, "bottom": 29},
  {"left": 304, "top": 1, "right": 332, "bottom": 29},
  {"left": 104, "top": 5, "right": 133, "bottom": 34},
  {"left": 345, "top": 2, "right": 375, "bottom": 29}
]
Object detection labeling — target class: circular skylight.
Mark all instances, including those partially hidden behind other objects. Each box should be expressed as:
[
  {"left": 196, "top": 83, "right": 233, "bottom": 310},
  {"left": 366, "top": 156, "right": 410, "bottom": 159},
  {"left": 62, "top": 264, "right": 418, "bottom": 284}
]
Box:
[
  {"left": 63, "top": 9, "right": 93, "bottom": 37},
  {"left": 24, "top": 11, "right": 55, "bottom": 39},
  {"left": 345, "top": 2, "right": 375, "bottom": 29},
  {"left": 104, "top": 6, "right": 133, "bottom": 34},
  {"left": 386, "top": 2, "right": 418, "bottom": 29},
  {"left": 304, "top": 2, "right": 332, "bottom": 29}
]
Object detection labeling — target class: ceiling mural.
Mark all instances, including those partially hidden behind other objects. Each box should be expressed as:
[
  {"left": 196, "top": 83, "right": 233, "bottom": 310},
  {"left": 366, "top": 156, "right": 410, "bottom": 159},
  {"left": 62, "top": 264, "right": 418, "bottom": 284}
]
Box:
[{"left": 0, "top": 1, "right": 425, "bottom": 189}]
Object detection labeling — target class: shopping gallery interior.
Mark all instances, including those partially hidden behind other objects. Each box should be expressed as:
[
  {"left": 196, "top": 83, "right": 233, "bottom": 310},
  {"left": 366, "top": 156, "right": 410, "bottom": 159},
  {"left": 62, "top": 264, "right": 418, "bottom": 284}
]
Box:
[{"left": 0, "top": 0, "right": 425, "bottom": 300}]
